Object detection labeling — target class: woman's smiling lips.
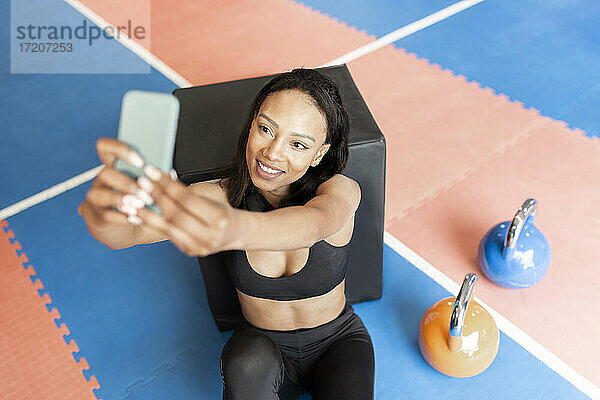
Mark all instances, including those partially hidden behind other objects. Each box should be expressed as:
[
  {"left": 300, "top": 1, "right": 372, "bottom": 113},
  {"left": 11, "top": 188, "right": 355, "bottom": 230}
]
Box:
[{"left": 255, "top": 159, "right": 285, "bottom": 180}]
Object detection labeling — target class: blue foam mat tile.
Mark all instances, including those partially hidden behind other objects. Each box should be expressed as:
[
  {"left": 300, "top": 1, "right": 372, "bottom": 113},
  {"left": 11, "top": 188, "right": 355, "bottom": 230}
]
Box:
[
  {"left": 301, "top": 0, "right": 600, "bottom": 137},
  {"left": 121, "top": 345, "right": 225, "bottom": 400},
  {"left": 296, "top": 0, "right": 456, "bottom": 38}
]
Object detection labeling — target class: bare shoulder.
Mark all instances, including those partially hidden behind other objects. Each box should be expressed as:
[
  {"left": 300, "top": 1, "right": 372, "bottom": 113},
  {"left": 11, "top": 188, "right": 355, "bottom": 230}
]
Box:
[
  {"left": 315, "top": 174, "right": 361, "bottom": 246},
  {"left": 188, "top": 179, "right": 229, "bottom": 205},
  {"left": 316, "top": 174, "right": 361, "bottom": 211}
]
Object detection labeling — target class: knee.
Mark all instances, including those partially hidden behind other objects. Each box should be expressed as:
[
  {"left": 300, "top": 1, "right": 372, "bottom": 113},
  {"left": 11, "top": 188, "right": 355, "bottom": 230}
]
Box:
[{"left": 220, "top": 329, "right": 284, "bottom": 385}]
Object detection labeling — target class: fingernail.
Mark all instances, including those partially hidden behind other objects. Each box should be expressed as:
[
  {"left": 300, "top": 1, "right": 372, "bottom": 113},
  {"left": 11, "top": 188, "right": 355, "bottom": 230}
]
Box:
[
  {"left": 144, "top": 165, "right": 162, "bottom": 181},
  {"left": 119, "top": 204, "right": 137, "bottom": 216},
  {"left": 136, "top": 189, "right": 154, "bottom": 205},
  {"left": 123, "top": 194, "right": 145, "bottom": 209},
  {"left": 128, "top": 151, "right": 145, "bottom": 168},
  {"left": 169, "top": 169, "right": 178, "bottom": 181},
  {"left": 127, "top": 215, "right": 143, "bottom": 225},
  {"left": 137, "top": 176, "right": 154, "bottom": 192}
]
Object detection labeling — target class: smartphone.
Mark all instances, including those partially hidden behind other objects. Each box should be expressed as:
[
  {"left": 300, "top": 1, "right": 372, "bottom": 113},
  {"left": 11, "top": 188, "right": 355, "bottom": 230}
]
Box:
[{"left": 114, "top": 90, "right": 180, "bottom": 214}]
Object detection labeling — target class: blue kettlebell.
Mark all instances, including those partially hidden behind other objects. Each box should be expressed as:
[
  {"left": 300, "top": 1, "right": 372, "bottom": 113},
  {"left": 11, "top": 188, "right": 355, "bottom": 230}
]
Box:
[{"left": 478, "top": 199, "right": 551, "bottom": 288}]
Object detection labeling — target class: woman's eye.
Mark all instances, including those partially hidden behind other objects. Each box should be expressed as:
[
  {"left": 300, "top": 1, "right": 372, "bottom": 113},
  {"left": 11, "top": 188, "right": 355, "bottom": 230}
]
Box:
[
  {"left": 293, "top": 142, "right": 308, "bottom": 150},
  {"left": 259, "top": 125, "right": 272, "bottom": 135}
]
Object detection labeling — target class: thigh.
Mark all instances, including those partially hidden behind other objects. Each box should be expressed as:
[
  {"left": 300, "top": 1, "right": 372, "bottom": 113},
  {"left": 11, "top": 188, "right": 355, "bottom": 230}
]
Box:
[
  {"left": 220, "top": 328, "right": 285, "bottom": 400},
  {"left": 220, "top": 328, "right": 306, "bottom": 400},
  {"left": 310, "top": 330, "right": 375, "bottom": 400},
  {"left": 278, "top": 363, "right": 306, "bottom": 400}
]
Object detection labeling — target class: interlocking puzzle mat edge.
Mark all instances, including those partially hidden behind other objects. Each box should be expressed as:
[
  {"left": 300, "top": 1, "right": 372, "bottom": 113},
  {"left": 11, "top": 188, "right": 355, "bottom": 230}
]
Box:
[{"left": 0, "top": 220, "right": 101, "bottom": 400}]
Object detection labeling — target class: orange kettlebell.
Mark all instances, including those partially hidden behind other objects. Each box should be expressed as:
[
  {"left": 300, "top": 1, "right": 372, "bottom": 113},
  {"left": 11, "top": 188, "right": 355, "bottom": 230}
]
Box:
[{"left": 418, "top": 273, "right": 499, "bottom": 377}]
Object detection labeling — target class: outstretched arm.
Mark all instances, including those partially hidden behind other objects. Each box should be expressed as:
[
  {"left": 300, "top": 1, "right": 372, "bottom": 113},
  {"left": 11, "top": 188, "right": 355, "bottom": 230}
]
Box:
[
  {"left": 136, "top": 167, "right": 360, "bottom": 256},
  {"left": 238, "top": 174, "right": 361, "bottom": 250}
]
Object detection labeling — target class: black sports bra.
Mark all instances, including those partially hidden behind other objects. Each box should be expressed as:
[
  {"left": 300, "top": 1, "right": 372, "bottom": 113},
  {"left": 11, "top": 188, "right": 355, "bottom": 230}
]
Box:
[{"left": 225, "top": 190, "right": 351, "bottom": 301}]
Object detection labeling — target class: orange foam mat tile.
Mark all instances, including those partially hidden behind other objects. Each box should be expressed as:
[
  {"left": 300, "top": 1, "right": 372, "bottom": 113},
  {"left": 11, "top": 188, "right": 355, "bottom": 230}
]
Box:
[
  {"left": 0, "top": 220, "right": 100, "bottom": 400},
  {"left": 345, "top": 46, "right": 544, "bottom": 225},
  {"left": 75, "top": 0, "right": 374, "bottom": 85},
  {"left": 386, "top": 121, "right": 600, "bottom": 386}
]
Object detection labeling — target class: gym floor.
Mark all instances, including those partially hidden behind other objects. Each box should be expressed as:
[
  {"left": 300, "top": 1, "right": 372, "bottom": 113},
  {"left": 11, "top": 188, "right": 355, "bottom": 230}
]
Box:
[{"left": 1, "top": 1, "right": 599, "bottom": 399}]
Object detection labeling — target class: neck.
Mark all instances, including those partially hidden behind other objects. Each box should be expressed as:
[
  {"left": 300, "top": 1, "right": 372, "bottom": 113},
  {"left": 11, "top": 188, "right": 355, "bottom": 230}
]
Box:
[{"left": 258, "top": 188, "right": 288, "bottom": 209}]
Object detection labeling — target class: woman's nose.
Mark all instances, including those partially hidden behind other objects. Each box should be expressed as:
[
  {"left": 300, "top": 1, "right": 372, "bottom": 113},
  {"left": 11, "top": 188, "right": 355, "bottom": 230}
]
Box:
[{"left": 262, "top": 142, "right": 284, "bottom": 161}]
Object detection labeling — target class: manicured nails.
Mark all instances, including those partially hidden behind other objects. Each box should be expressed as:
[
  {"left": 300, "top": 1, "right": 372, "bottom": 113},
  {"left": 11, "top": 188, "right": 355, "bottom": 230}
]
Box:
[
  {"left": 136, "top": 189, "right": 154, "bottom": 205},
  {"left": 137, "top": 176, "right": 154, "bottom": 192},
  {"left": 169, "top": 169, "right": 178, "bottom": 181},
  {"left": 122, "top": 194, "right": 145, "bottom": 209},
  {"left": 118, "top": 203, "right": 138, "bottom": 216},
  {"left": 128, "top": 151, "right": 145, "bottom": 168},
  {"left": 144, "top": 164, "right": 162, "bottom": 181},
  {"left": 127, "top": 215, "right": 143, "bottom": 225}
]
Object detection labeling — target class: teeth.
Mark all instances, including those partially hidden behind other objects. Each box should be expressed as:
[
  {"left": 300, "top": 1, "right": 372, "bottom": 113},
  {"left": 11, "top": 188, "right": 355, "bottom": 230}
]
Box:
[{"left": 258, "top": 160, "right": 282, "bottom": 174}]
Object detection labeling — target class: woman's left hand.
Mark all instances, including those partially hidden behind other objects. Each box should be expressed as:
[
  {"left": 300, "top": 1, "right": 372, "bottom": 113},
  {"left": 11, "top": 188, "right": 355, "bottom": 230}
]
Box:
[{"left": 136, "top": 165, "right": 240, "bottom": 257}]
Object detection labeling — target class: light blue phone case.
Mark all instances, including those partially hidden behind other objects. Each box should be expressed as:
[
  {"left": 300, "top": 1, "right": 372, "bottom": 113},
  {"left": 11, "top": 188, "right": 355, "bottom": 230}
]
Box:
[{"left": 114, "top": 90, "right": 180, "bottom": 214}]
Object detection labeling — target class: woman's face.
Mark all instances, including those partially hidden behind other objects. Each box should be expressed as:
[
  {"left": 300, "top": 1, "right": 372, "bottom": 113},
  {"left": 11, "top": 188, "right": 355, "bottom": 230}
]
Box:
[{"left": 245, "top": 89, "right": 330, "bottom": 200}]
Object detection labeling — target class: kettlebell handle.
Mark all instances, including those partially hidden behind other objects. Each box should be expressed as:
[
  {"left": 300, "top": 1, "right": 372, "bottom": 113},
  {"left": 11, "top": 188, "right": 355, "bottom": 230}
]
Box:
[
  {"left": 503, "top": 198, "right": 537, "bottom": 257},
  {"left": 449, "top": 273, "right": 477, "bottom": 337}
]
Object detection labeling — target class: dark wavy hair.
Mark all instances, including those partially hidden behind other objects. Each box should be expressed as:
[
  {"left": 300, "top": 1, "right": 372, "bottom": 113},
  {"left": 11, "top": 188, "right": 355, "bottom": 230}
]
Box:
[{"left": 219, "top": 68, "right": 350, "bottom": 208}]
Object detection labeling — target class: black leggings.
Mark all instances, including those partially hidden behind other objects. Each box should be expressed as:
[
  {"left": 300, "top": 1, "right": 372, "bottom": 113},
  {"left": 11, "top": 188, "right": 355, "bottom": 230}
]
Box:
[{"left": 220, "top": 303, "right": 374, "bottom": 400}]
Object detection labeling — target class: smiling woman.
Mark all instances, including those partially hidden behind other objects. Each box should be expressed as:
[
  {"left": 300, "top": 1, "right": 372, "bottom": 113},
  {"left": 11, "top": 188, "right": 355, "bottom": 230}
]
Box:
[
  {"left": 213, "top": 69, "right": 372, "bottom": 400},
  {"left": 79, "top": 68, "right": 374, "bottom": 400},
  {"left": 220, "top": 68, "right": 350, "bottom": 212},
  {"left": 242, "top": 90, "right": 331, "bottom": 207}
]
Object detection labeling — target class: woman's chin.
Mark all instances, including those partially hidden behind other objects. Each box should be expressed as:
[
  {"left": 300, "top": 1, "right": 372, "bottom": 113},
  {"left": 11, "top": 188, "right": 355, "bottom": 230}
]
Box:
[
  {"left": 250, "top": 173, "right": 290, "bottom": 194},
  {"left": 249, "top": 174, "right": 272, "bottom": 190},
  {"left": 252, "top": 178, "right": 276, "bottom": 191}
]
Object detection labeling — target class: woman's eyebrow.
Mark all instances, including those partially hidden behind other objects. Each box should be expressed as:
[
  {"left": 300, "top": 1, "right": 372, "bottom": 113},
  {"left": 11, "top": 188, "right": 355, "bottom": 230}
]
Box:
[
  {"left": 291, "top": 132, "right": 316, "bottom": 143},
  {"left": 258, "top": 113, "right": 316, "bottom": 143},
  {"left": 259, "top": 113, "right": 278, "bottom": 128}
]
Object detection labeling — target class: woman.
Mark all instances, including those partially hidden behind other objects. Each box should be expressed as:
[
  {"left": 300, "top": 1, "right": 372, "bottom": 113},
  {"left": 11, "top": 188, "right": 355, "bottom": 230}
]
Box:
[{"left": 79, "top": 68, "right": 375, "bottom": 399}]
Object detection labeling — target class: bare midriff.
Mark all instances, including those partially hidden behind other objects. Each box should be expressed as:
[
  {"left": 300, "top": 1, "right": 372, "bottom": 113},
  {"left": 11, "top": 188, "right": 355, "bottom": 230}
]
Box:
[
  {"left": 237, "top": 280, "right": 347, "bottom": 331},
  {"left": 234, "top": 203, "right": 355, "bottom": 331}
]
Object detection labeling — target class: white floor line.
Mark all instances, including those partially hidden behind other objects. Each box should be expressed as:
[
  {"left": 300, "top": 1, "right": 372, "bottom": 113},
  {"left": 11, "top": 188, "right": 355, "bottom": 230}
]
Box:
[
  {"left": 0, "top": 165, "right": 104, "bottom": 220},
  {"left": 319, "top": 0, "right": 485, "bottom": 68},
  {"left": 63, "top": 0, "right": 192, "bottom": 88},
  {"left": 384, "top": 231, "right": 600, "bottom": 400}
]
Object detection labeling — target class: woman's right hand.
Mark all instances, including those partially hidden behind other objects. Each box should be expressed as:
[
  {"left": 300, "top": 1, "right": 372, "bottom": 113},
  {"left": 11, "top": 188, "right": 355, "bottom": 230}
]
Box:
[{"left": 79, "top": 138, "right": 149, "bottom": 230}]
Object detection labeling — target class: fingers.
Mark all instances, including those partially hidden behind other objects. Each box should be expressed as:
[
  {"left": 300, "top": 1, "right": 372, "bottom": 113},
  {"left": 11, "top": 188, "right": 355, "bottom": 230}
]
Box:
[
  {"left": 96, "top": 137, "right": 144, "bottom": 168},
  {"left": 84, "top": 138, "right": 157, "bottom": 230},
  {"left": 135, "top": 165, "right": 232, "bottom": 256},
  {"left": 95, "top": 167, "right": 139, "bottom": 195},
  {"left": 85, "top": 185, "right": 146, "bottom": 211},
  {"left": 79, "top": 198, "right": 131, "bottom": 227},
  {"left": 136, "top": 176, "right": 214, "bottom": 242},
  {"left": 86, "top": 168, "right": 151, "bottom": 225},
  {"left": 138, "top": 204, "right": 215, "bottom": 244},
  {"left": 137, "top": 207, "right": 213, "bottom": 256},
  {"left": 98, "top": 208, "right": 133, "bottom": 226},
  {"left": 142, "top": 165, "right": 192, "bottom": 216},
  {"left": 143, "top": 165, "right": 227, "bottom": 226},
  {"left": 85, "top": 186, "right": 124, "bottom": 209}
]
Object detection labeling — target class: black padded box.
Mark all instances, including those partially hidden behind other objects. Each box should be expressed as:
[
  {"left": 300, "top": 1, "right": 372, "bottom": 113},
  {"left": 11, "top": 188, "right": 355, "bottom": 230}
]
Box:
[{"left": 173, "top": 65, "right": 385, "bottom": 331}]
